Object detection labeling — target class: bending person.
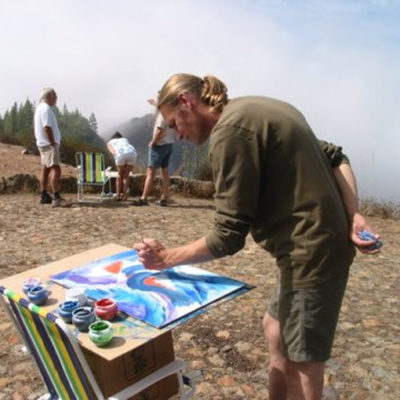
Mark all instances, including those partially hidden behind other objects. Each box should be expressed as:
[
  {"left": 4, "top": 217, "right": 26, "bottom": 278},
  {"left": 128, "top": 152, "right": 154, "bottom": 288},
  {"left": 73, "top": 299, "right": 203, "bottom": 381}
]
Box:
[
  {"left": 133, "top": 73, "right": 381, "bottom": 400},
  {"left": 107, "top": 132, "right": 137, "bottom": 201}
]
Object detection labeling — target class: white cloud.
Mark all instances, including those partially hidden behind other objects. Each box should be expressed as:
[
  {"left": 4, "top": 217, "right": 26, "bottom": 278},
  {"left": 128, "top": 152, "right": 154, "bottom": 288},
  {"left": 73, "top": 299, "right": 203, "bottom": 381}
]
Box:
[{"left": 0, "top": 0, "right": 399, "bottom": 200}]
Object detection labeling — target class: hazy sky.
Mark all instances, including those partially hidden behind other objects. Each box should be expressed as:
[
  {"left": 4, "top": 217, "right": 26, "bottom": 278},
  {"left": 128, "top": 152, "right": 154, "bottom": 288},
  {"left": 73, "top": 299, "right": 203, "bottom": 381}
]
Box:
[{"left": 1, "top": 0, "right": 399, "bottom": 201}]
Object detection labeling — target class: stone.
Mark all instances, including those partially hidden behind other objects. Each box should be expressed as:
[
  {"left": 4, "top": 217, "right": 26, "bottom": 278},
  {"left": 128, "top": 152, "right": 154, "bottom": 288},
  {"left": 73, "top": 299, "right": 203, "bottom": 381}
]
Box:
[
  {"left": 208, "top": 354, "right": 225, "bottom": 367},
  {"left": 215, "top": 329, "right": 230, "bottom": 339},
  {"left": 207, "top": 346, "right": 218, "bottom": 356},
  {"left": 221, "top": 345, "right": 233, "bottom": 353},
  {"left": 322, "top": 386, "right": 338, "bottom": 400},
  {"left": 195, "top": 382, "right": 218, "bottom": 396},
  {"left": 217, "top": 375, "right": 237, "bottom": 387},
  {"left": 241, "top": 384, "right": 256, "bottom": 397},
  {"left": 178, "top": 331, "right": 194, "bottom": 342},
  {"left": 234, "top": 341, "right": 253, "bottom": 354}
]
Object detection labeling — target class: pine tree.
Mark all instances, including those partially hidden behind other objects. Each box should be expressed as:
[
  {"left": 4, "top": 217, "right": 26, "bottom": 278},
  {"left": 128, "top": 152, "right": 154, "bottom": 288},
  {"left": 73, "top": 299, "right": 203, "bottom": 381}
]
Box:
[
  {"left": 3, "top": 110, "right": 12, "bottom": 134},
  {"left": 0, "top": 98, "right": 106, "bottom": 165},
  {"left": 3, "top": 102, "right": 18, "bottom": 134},
  {"left": 20, "top": 99, "right": 34, "bottom": 132}
]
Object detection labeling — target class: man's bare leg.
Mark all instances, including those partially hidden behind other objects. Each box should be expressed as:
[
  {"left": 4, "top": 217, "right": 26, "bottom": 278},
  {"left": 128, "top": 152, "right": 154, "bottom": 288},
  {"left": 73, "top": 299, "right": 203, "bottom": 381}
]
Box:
[
  {"left": 160, "top": 167, "right": 169, "bottom": 200},
  {"left": 263, "top": 313, "right": 325, "bottom": 400},
  {"left": 141, "top": 167, "right": 156, "bottom": 200},
  {"left": 264, "top": 313, "right": 288, "bottom": 399},
  {"left": 286, "top": 360, "right": 325, "bottom": 400},
  {"left": 49, "top": 165, "right": 61, "bottom": 195},
  {"left": 122, "top": 166, "right": 133, "bottom": 200},
  {"left": 40, "top": 166, "right": 51, "bottom": 193}
]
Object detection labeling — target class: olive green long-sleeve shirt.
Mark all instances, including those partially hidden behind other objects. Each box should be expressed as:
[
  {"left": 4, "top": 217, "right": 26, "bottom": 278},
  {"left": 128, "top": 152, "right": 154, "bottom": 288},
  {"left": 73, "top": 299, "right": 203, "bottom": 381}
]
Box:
[{"left": 205, "top": 96, "right": 355, "bottom": 288}]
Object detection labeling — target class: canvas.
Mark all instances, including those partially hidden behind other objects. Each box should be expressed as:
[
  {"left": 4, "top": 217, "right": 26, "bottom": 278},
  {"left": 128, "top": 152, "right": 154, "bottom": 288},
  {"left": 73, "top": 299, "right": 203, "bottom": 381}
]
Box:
[{"left": 50, "top": 250, "right": 251, "bottom": 328}]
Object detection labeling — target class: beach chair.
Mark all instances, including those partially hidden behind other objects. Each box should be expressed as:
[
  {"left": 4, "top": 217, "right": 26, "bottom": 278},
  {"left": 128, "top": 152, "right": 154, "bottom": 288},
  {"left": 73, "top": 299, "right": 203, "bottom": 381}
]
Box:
[
  {"left": 0, "top": 286, "right": 196, "bottom": 400},
  {"left": 75, "top": 152, "right": 113, "bottom": 202}
]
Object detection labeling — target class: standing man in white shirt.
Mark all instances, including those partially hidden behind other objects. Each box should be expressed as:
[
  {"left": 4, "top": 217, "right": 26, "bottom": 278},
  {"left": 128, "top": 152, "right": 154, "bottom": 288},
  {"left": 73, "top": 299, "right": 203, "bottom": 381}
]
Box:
[{"left": 34, "top": 87, "right": 63, "bottom": 206}]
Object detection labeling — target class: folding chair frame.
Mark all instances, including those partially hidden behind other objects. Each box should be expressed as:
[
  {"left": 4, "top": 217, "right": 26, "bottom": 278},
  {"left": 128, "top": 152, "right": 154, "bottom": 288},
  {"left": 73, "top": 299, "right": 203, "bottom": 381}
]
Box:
[
  {"left": 75, "top": 152, "right": 113, "bottom": 202},
  {"left": 0, "top": 287, "right": 196, "bottom": 400}
]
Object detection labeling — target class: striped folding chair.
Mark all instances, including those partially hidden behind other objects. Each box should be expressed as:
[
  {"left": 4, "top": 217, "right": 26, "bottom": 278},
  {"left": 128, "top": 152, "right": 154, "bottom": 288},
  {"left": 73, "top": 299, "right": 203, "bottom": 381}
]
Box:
[
  {"left": 0, "top": 286, "right": 196, "bottom": 400},
  {"left": 75, "top": 152, "right": 113, "bottom": 202}
]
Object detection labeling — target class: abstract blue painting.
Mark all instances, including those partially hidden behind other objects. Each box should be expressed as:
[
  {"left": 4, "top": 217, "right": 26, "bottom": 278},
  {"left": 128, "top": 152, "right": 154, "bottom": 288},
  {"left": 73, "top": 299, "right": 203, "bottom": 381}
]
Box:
[{"left": 50, "top": 250, "right": 251, "bottom": 328}]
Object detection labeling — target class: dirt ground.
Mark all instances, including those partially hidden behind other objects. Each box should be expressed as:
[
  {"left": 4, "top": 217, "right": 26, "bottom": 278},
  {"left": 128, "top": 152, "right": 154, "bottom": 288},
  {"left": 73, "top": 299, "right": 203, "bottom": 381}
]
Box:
[
  {"left": 0, "top": 142, "right": 76, "bottom": 178},
  {"left": 0, "top": 143, "right": 399, "bottom": 399}
]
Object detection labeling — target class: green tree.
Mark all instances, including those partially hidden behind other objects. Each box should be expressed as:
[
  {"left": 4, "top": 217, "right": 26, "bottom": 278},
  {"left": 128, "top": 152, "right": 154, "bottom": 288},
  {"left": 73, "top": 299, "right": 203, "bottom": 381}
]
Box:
[
  {"left": 3, "top": 102, "right": 18, "bottom": 134},
  {"left": 1, "top": 99, "right": 107, "bottom": 165},
  {"left": 14, "top": 99, "right": 35, "bottom": 149},
  {"left": 20, "top": 99, "right": 34, "bottom": 132}
]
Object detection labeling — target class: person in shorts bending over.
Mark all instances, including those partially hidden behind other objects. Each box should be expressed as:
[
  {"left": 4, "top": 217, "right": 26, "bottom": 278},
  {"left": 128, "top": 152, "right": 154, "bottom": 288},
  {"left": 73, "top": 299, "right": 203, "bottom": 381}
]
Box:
[
  {"left": 34, "top": 87, "right": 64, "bottom": 207},
  {"left": 107, "top": 132, "right": 137, "bottom": 201},
  {"left": 131, "top": 98, "right": 175, "bottom": 207},
  {"left": 133, "top": 73, "right": 382, "bottom": 399}
]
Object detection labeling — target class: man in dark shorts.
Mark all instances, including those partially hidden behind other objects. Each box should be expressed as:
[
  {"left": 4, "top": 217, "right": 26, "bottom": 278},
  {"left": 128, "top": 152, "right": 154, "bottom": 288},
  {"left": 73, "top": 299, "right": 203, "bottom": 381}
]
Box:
[
  {"left": 133, "top": 73, "right": 381, "bottom": 399},
  {"left": 132, "top": 100, "right": 175, "bottom": 207}
]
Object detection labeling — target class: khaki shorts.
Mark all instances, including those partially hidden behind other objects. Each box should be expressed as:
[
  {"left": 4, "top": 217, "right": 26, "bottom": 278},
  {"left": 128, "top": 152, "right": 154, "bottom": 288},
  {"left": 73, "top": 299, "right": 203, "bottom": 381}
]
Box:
[
  {"left": 268, "top": 269, "right": 349, "bottom": 362},
  {"left": 39, "top": 144, "right": 60, "bottom": 168}
]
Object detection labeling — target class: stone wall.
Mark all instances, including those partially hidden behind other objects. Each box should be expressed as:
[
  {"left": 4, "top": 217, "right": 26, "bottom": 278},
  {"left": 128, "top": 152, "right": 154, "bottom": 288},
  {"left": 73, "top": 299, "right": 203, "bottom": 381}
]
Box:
[{"left": 0, "top": 173, "right": 215, "bottom": 199}]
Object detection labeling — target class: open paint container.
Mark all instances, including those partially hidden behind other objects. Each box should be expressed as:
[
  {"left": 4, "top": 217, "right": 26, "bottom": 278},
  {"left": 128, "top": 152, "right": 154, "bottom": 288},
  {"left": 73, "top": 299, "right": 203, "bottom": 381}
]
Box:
[
  {"left": 58, "top": 300, "right": 80, "bottom": 323},
  {"left": 88, "top": 320, "right": 114, "bottom": 347},
  {"left": 71, "top": 306, "right": 96, "bottom": 332},
  {"left": 22, "top": 277, "right": 41, "bottom": 294},
  {"left": 27, "top": 285, "right": 49, "bottom": 306},
  {"left": 94, "top": 298, "right": 118, "bottom": 321},
  {"left": 65, "top": 287, "right": 88, "bottom": 306}
]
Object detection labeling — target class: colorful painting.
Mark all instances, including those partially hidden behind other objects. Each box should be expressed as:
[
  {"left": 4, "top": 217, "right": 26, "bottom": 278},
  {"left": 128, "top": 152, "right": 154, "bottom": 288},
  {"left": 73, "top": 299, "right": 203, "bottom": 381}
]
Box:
[{"left": 50, "top": 250, "right": 251, "bottom": 328}]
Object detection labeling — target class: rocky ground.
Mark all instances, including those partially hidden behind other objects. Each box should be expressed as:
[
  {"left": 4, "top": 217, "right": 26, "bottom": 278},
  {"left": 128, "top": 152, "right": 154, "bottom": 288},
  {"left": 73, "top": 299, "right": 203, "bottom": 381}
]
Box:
[
  {"left": 0, "top": 143, "right": 399, "bottom": 399},
  {"left": 0, "top": 194, "right": 398, "bottom": 400}
]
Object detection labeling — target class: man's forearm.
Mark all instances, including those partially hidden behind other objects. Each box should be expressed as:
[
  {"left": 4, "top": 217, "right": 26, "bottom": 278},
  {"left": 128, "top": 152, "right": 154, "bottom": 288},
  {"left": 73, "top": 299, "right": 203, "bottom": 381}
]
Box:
[
  {"left": 44, "top": 126, "right": 56, "bottom": 145},
  {"left": 151, "top": 127, "right": 164, "bottom": 146},
  {"left": 333, "top": 163, "right": 359, "bottom": 218},
  {"left": 160, "top": 237, "right": 215, "bottom": 267}
]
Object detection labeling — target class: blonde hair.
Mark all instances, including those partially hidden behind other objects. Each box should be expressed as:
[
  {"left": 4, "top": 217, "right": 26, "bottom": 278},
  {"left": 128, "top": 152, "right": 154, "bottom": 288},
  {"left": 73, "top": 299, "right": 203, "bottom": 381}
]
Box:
[{"left": 157, "top": 73, "right": 228, "bottom": 114}]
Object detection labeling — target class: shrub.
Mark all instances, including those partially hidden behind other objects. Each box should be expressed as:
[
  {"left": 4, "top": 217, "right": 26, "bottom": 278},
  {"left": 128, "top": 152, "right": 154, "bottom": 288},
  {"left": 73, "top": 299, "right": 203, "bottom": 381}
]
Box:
[{"left": 360, "top": 197, "right": 400, "bottom": 220}]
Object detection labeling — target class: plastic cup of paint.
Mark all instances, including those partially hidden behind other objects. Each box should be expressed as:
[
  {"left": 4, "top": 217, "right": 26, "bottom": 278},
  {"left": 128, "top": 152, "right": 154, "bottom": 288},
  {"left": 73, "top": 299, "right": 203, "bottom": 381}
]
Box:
[
  {"left": 57, "top": 300, "right": 80, "bottom": 323},
  {"left": 88, "top": 320, "right": 114, "bottom": 347},
  {"left": 22, "top": 277, "right": 41, "bottom": 294},
  {"left": 27, "top": 285, "right": 49, "bottom": 306},
  {"left": 94, "top": 298, "right": 118, "bottom": 321},
  {"left": 71, "top": 306, "right": 96, "bottom": 332},
  {"left": 65, "top": 287, "right": 87, "bottom": 306}
]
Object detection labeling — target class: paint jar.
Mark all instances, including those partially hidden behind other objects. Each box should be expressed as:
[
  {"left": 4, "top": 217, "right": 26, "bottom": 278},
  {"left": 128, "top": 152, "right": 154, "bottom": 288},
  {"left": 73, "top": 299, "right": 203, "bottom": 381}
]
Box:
[
  {"left": 65, "top": 287, "right": 87, "bottom": 306},
  {"left": 71, "top": 306, "right": 96, "bottom": 332},
  {"left": 57, "top": 300, "right": 80, "bottom": 323},
  {"left": 88, "top": 320, "right": 114, "bottom": 347},
  {"left": 94, "top": 298, "right": 118, "bottom": 321},
  {"left": 22, "top": 277, "right": 41, "bottom": 294},
  {"left": 27, "top": 285, "right": 49, "bottom": 306}
]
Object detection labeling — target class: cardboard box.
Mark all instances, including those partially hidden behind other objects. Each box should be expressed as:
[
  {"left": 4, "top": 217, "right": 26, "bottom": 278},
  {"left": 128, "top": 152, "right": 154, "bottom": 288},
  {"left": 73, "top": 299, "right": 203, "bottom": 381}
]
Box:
[
  {"left": 0, "top": 244, "right": 181, "bottom": 399},
  {"left": 83, "top": 330, "right": 179, "bottom": 399}
]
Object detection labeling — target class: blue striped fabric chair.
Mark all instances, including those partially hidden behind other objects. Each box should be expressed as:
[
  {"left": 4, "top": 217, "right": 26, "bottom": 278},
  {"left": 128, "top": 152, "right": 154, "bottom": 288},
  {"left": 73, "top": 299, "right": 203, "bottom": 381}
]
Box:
[
  {"left": 0, "top": 286, "right": 196, "bottom": 400},
  {"left": 75, "top": 152, "right": 113, "bottom": 202}
]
